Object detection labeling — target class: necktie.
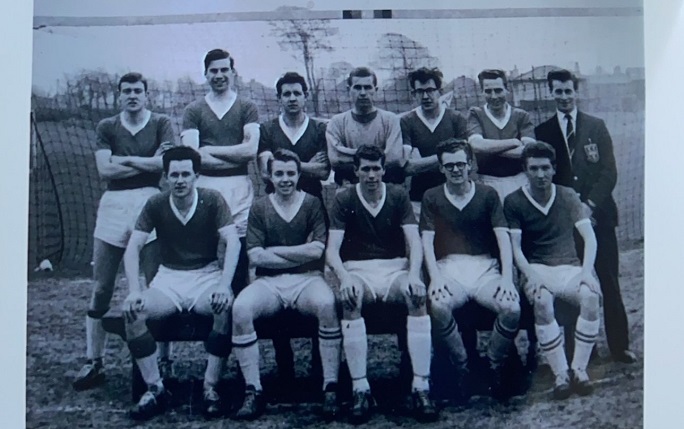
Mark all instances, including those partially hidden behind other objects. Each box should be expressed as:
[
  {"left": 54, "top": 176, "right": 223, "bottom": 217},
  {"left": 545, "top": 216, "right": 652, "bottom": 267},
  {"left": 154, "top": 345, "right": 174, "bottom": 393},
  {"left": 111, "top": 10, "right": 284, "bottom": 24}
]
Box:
[{"left": 565, "top": 113, "right": 576, "bottom": 157}]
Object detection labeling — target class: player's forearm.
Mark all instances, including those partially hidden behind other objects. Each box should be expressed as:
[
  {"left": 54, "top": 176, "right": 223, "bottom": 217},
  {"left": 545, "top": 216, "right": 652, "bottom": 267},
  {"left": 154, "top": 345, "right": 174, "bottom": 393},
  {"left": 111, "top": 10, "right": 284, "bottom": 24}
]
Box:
[
  {"left": 219, "top": 234, "right": 241, "bottom": 292},
  {"left": 495, "top": 231, "right": 514, "bottom": 281},
  {"left": 300, "top": 161, "right": 330, "bottom": 180},
  {"left": 469, "top": 137, "right": 521, "bottom": 154},
  {"left": 203, "top": 143, "right": 256, "bottom": 164},
  {"left": 499, "top": 145, "right": 524, "bottom": 159},
  {"left": 115, "top": 155, "right": 164, "bottom": 172},
  {"left": 123, "top": 247, "right": 144, "bottom": 294},
  {"left": 199, "top": 151, "right": 241, "bottom": 170},
  {"left": 407, "top": 238, "right": 424, "bottom": 277},
  {"left": 421, "top": 235, "right": 441, "bottom": 280},
  {"left": 249, "top": 248, "right": 303, "bottom": 269},
  {"left": 269, "top": 243, "right": 324, "bottom": 263},
  {"left": 580, "top": 232, "right": 598, "bottom": 273},
  {"left": 405, "top": 155, "right": 439, "bottom": 175},
  {"left": 97, "top": 163, "right": 141, "bottom": 180}
]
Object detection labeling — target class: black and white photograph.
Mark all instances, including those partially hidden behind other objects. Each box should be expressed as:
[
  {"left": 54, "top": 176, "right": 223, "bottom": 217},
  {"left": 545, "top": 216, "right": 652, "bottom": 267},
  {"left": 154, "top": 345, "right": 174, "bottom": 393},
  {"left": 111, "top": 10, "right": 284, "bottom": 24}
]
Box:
[{"left": 24, "top": 1, "right": 646, "bottom": 427}]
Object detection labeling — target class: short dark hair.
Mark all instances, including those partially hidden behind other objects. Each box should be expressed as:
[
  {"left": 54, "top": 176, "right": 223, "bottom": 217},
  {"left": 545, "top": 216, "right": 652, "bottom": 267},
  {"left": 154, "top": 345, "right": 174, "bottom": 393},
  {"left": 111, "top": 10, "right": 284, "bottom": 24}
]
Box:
[
  {"left": 267, "top": 148, "right": 302, "bottom": 174},
  {"left": 353, "top": 144, "right": 385, "bottom": 168},
  {"left": 203, "top": 49, "right": 234, "bottom": 74},
  {"left": 522, "top": 141, "right": 556, "bottom": 167},
  {"left": 275, "top": 72, "right": 308, "bottom": 97},
  {"left": 408, "top": 67, "right": 443, "bottom": 90},
  {"left": 547, "top": 69, "right": 579, "bottom": 91},
  {"left": 118, "top": 72, "right": 147, "bottom": 92},
  {"left": 163, "top": 146, "right": 201, "bottom": 174},
  {"left": 477, "top": 69, "right": 508, "bottom": 90},
  {"left": 347, "top": 67, "right": 378, "bottom": 88},
  {"left": 436, "top": 138, "right": 473, "bottom": 164}
]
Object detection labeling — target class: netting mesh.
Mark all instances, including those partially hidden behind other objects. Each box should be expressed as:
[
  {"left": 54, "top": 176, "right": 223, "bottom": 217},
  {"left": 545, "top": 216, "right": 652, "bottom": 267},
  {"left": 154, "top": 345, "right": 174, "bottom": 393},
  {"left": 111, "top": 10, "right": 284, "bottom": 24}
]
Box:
[{"left": 29, "top": 17, "right": 644, "bottom": 269}]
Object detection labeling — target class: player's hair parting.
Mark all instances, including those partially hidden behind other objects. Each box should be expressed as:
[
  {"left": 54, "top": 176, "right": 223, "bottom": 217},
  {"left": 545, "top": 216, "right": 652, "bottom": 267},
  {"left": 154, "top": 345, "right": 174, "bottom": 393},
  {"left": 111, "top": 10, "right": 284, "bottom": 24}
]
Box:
[
  {"left": 522, "top": 141, "right": 557, "bottom": 167},
  {"left": 408, "top": 67, "right": 443, "bottom": 90},
  {"left": 347, "top": 67, "right": 378, "bottom": 88},
  {"left": 163, "top": 146, "right": 202, "bottom": 174},
  {"left": 118, "top": 72, "right": 148, "bottom": 92},
  {"left": 276, "top": 72, "right": 308, "bottom": 97},
  {"left": 477, "top": 69, "right": 508, "bottom": 90},
  {"left": 547, "top": 69, "right": 579, "bottom": 91},
  {"left": 436, "top": 138, "right": 473, "bottom": 164},
  {"left": 203, "top": 48, "right": 235, "bottom": 73},
  {"left": 267, "top": 148, "right": 302, "bottom": 174},
  {"left": 353, "top": 144, "right": 386, "bottom": 168}
]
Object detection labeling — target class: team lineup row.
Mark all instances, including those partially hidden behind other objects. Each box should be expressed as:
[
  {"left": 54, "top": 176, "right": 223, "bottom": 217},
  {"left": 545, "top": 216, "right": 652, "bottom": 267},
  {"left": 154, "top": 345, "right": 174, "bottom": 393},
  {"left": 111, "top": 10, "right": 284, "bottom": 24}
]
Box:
[{"left": 71, "top": 48, "right": 636, "bottom": 424}]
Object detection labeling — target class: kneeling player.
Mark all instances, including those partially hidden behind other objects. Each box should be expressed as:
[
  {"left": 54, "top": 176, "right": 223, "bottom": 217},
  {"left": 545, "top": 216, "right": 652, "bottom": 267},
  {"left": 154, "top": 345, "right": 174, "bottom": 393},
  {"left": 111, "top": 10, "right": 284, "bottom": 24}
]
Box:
[
  {"left": 122, "top": 147, "right": 240, "bottom": 420},
  {"left": 326, "top": 145, "right": 437, "bottom": 424},
  {"left": 422, "top": 139, "right": 520, "bottom": 402},
  {"left": 504, "top": 142, "right": 601, "bottom": 400},
  {"left": 232, "top": 149, "right": 341, "bottom": 421}
]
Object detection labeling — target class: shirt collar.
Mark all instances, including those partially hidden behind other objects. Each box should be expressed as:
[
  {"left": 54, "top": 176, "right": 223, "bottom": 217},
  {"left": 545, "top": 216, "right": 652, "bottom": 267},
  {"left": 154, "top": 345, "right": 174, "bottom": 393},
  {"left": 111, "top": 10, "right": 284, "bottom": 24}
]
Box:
[
  {"left": 169, "top": 188, "right": 199, "bottom": 225},
  {"left": 278, "top": 114, "right": 310, "bottom": 145},
  {"left": 414, "top": 105, "right": 446, "bottom": 133},
  {"left": 484, "top": 103, "right": 511, "bottom": 130}
]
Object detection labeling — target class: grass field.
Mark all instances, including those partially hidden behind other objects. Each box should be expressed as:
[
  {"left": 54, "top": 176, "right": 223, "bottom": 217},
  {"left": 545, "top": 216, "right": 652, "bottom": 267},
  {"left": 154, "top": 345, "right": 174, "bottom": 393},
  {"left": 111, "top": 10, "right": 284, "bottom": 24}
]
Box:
[{"left": 25, "top": 244, "right": 643, "bottom": 429}]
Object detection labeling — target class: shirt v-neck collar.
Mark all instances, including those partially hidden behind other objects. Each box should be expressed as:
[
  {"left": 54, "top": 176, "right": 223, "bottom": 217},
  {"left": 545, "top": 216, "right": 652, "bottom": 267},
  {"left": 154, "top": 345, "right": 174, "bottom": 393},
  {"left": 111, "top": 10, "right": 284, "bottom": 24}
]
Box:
[
  {"left": 522, "top": 184, "right": 556, "bottom": 216},
  {"left": 205, "top": 90, "right": 237, "bottom": 120},
  {"left": 443, "top": 182, "right": 475, "bottom": 211},
  {"left": 268, "top": 191, "right": 305, "bottom": 223},
  {"left": 169, "top": 188, "right": 199, "bottom": 225},
  {"left": 356, "top": 183, "right": 386, "bottom": 218},
  {"left": 119, "top": 110, "right": 151, "bottom": 136},
  {"left": 278, "top": 114, "right": 309, "bottom": 146},
  {"left": 415, "top": 106, "right": 446, "bottom": 133},
  {"left": 484, "top": 103, "right": 511, "bottom": 130}
]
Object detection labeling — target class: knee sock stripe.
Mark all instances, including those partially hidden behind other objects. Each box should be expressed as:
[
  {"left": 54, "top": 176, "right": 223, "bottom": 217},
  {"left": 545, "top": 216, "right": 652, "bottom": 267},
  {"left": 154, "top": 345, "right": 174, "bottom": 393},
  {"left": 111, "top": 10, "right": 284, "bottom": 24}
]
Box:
[
  {"left": 540, "top": 334, "right": 563, "bottom": 352},
  {"left": 575, "top": 330, "right": 597, "bottom": 342},
  {"left": 318, "top": 327, "right": 342, "bottom": 340},
  {"left": 575, "top": 334, "right": 597, "bottom": 344},
  {"left": 232, "top": 338, "right": 258, "bottom": 348},
  {"left": 435, "top": 318, "right": 457, "bottom": 338},
  {"left": 232, "top": 332, "right": 258, "bottom": 348},
  {"left": 494, "top": 319, "right": 518, "bottom": 340},
  {"left": 319, "top": 332, "right": 343, "bottom": 340}
]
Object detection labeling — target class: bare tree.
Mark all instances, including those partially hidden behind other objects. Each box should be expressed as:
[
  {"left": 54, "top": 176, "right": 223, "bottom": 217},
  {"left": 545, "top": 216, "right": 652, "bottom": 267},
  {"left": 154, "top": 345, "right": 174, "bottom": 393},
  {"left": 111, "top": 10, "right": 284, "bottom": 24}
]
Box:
[{"left": 372, "top": 33, "right": 440, "bottom": 83}]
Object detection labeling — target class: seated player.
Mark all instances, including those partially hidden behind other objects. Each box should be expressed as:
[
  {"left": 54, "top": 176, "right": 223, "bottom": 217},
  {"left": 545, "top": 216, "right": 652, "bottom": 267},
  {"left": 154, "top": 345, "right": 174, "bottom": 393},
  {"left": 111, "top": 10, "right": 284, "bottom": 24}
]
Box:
[
  {"left": 504, "top": 142, "right": 601, "bottom": 400},
  {"left": 422, "top": 139, "right": 520, "bottom": 402},
  {"left": 122, "top": 147, "right": 240, "bottom": 420},
  {"left": 326, "top": 145, "right": 437, "bottom": 424},
  {"left": 232, "top": 149, "right": 341, "bottom": 421}
]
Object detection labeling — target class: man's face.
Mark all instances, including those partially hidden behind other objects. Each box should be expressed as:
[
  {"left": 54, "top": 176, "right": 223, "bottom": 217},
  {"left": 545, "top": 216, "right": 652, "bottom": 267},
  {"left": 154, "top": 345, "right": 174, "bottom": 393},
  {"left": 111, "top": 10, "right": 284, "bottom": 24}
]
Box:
[
  {"left": 166, "top": 159, "right": 198, "bottom": 199},
  {"left": 524, "top": 157, "right": 556, "bottom": 191},
  {"left": 119, "top": 81, "right": 147, "bottom": 114},
  {"left": 278, "top": 83, "right": 306, "bottom": 116},
  {"left": 270, "top": 159, "right": 300, "bottom": 197},
  {"left": 482, "top": 78, "right": 507, "bottom": 110},
  {"left": 349, "top": 76, "right": 376, "bottom": 112},
  {"left": 413, "top": 79, "right": 440, "bottom": 113},
  {"left": 354, "top": 158, "right": 384, "bottom": 192},
  {"left": 551, "top": 80, "right": 576, "bottom": 114},
  {"left": 205, "top": 58, "right": 233, "bottom": 94},
  {"left": 439, "top": 150, "right": 471, "bottom": 185}
]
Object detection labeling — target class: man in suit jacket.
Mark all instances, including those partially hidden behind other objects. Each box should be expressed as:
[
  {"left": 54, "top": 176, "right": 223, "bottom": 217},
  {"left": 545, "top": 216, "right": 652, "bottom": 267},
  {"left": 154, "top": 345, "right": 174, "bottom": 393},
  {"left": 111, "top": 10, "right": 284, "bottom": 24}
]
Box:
[{"left": 534, "top": 69, "right": 636, "bottom": 364}]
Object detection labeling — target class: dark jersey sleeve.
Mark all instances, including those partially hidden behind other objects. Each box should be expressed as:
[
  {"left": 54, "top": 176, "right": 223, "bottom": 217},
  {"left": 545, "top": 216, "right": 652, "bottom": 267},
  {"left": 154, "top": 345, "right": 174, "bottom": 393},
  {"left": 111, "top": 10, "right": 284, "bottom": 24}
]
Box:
[
  {"left": 308, "top": 196, "right": 327, "bottom": 243},
  {"left": 214, "top": 192, "right": 235, "bottom": 230},
  {"left": 329, "top": 190, "right": 349, "bottom": 231},
  {"left": 95, "top": 119, "right": 114, "bottom": 151},
  {"left": 400, "top": 114, "right": 413, "bottom": 148},
  {"left": 419, "top": 191, "right": 436, "bottom": 232},
  {"left": 134, "top": 197, "right": 158, "bottom": 233},
  {"left": 243, "top": 101, "right": 259, "bottom": 125},
  {"left": 245, "top": 199, "right": 267, "bottom": 250},
  {"left": 488, "top": 188, "right": 508, "bottom": 229},
  {"left": 257, "top": 121, "right": 272, "bottom": 155},
  {"left": 503, "top": 193, "right": 521, "bottom": 231},
  {"left": 397, "top": 188, "right": 417, "bottom": 226},
  {"left": 452, "top": 110, "right": 469, "bottom": 140},
  {"left": 466, "top": 108, "right": 484, "bottom": 137},
  {"left": 518, "top": 110, "right": 535, "bottom": 139},
  {"left": 182, "top": 102, "right": 200, "bottom": 131},
  {"left": 157, "top": 114, "right": 176, "bottom": 145}
]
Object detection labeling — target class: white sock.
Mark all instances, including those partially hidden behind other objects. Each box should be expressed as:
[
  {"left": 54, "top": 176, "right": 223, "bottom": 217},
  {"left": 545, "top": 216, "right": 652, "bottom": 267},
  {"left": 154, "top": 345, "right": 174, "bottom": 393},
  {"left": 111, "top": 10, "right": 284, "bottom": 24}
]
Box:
[
  {"left": 536, "top": 321, "right": 569, "bottom": 377},
  {"left": 407, "top": 315, "right": 431, "bottom": 391},
  {"left": 342, "top": 318, "right": 370, "bottom": 392},
  {"left": 233, "top": 333, "right": 262, "bottom": 391},
  {"left": 86, "top": 316, "right": 107, "bottom": 361},
  {"left": 571, "top": 317, "right": 600, "bottom": 372},
  {"left": 136, "top": 350, "right": 162, "bottom": 387},
  {"left": 319, "top": 326, "right": 342, "bottom": 390}
]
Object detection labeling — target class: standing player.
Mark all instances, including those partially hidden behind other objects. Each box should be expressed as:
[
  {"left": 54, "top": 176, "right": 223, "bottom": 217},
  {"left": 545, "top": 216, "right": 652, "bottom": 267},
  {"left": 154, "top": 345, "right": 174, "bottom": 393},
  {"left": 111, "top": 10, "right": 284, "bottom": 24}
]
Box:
[
  {"left": 232, "top": 149, "right": 341, "bottom": 421},
  {"left": 402, "top": 67, "right": 468, "bottom": 218},
  {"left": 326, "top": 67, "right": 405, "bottom": 186},
  {"left": 73, "top": 72, "right": 174, "bottom": 391},
  {"left": 534, "top": 69, "right": 636, "bottom": 363},
  {"left": 422, "top": 139, "right": 520, "bottom": 401},
  {"left": 122, "top": 147, "right": 240, "bottom": 420},
  {"left": 326, "top": 145, "right": 437, "bottom": 424},
  {"left": 181, "top": 48, "right": 259, "bottom": 292},
  {"left": 468, "top": 69, "right": 536, "bottom": 201},
  {"left": 504, "top": 142, "right": 601, "bottom": 399},
  {"left": 258, "top": 72, "right": 330, "bottom": 199}
]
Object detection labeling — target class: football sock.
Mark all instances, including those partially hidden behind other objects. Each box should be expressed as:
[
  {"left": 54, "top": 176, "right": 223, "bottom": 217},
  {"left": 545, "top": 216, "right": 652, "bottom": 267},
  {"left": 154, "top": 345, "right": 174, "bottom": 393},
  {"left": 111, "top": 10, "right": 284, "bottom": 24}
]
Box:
[
  {"left": 86, "top": 316, "right": 107, "bottom": 361},
  {"left": 342, "top": 318, "right": 370, "bottom": 392},
  {"left": 434, "top": 316, "right": 468, "bottom": 366},
  {"left": 203, "top": 354, "right": 225, "bottom": 390},
  {"left": 571, "top": 317, "right": 600, "bottom": 371},
  {"left": 157, "top": 342, "right": 172, "bottom": 360},
  {"left": 407, "top": 315, "right": 431, "bottom": 391},
  {"left": 136, "top": 350, "right": 162, "bottom": 387},
  {"left": 318, "top": 326, "right": 342, "bottom": 391},
  {"left": 487, "top": 316, "right": 518, "bottom": 368},
  {"left": 536, "top": 321, "right": 568, "bottom": 377},
  {"left": 233, "top": 332, "right": 262, "bottom": 391}
]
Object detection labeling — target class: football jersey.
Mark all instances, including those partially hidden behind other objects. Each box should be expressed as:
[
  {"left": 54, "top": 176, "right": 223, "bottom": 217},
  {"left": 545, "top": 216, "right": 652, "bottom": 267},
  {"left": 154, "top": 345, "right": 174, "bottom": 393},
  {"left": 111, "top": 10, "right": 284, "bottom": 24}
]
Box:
[
  {"left": 420, "top": 183, "right": 507, "bottom": 259},
  {"left": 246, "top": 192, "right": 327, "bottom": 277},
  {"left": 330, "top": 183, "right": 416, "bottom": 262},
  {"left": 135, "top": 188, "right": 234, "bottom": 270},
  {"left": 503, "top": 184, "right": 587, "bottom": 266}
]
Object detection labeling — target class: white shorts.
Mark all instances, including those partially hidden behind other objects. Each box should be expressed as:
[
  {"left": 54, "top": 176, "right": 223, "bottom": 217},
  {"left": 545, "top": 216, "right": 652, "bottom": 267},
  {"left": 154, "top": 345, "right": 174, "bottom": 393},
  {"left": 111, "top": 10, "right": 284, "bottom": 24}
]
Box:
[
  {"left": 438, "top": 254, "right": 502, "bottom": 299},
  {"left": 93, "top": 187, "right": 158, "bottom": 248},
  {"left": 197, "top": 175, "right": 253, "bottom": 237},
  {"left": 150, "top": 262, "right": 221, "bottom": 312},
  {"left": 251, "top": 272, "right": 326, "bottom": 310},
  {"left": 477, "top": 172, "right": 527, "bottom": 202},
  {"left": 524, "top": 263, "right": 601, "bottom": 305},
  {"left": 343, "top": 258, "right": 409, "bottom": 302}
]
